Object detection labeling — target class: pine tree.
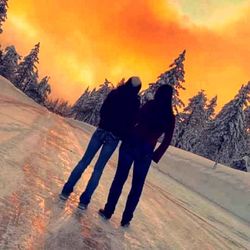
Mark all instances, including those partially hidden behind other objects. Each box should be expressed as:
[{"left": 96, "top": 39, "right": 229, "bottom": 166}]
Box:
[
  {"left": 44, "top": 98, "right": 71, "bottom": 116},
  {"left": 37, "top": 76, "right": 51, "bottom": 103},
  {"left": 72, "top": 86, "right": 90, "bottom": 120},
  {"left": 0, "top": 46, "right": 3, "bottom": 63},
  {"left": 55, "top": 99, "right": 71, "bottom": 117},
  {"left": 25, "top": 75, "right": 51, "bottom": 104},
  {"left": 14, "top": 43, "right": 40, "bottom": 89},
  {"left": 82, "top": 79, "right": 114, "bottom": 125},
  {"left": 201, "top": 82, "right": 250, "bottom": 167},
  {"left": 206, "top": 96, "right": 217, "bottom": 121},
  {"left": 117, "top": 78, "right": 125, "bottom": 87},
  {"left": 0, "top": 45, "right": 21, "bottom": 82},
  {"left": 174, "top": 90, "right": 207, "bottom": 151},
  {"left": 73, "top": 79, "right": 114, "bottom": 125},
  {"left": 141, "top": 50, "right": 186, "bottom": 113},
  {"left": 45, "top": 98, "right": 59, "bottom": 112},
  {"left": 0, "top": 0, "right": 8, "bottom": 33},
  {"left": 244, "top": 106, "right": 250, "bottom": 133}
]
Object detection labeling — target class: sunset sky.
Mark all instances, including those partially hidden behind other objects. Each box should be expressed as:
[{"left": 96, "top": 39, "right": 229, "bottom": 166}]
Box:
[{"left": 1, "top": 0, "right": 250, "bottom": 110}]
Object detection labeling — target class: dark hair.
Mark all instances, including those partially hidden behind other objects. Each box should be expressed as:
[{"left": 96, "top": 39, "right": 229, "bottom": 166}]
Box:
[
  {"left": 116, "top": 77, "right": 141, "bottom": 95},
  {"left": 154, "top": 84, "right": 173, "bottom": 111},
  {"left": 150, "top": 84, "right": 174, "bottom": 129}
]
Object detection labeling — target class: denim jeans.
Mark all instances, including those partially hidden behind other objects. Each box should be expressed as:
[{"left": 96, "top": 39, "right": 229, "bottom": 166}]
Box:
[
  {"left": 61, "top": 128, "right": 119, "bottom": 204},
  {"left": 103, "top": 139, "right": 153, "bottom": 223}
]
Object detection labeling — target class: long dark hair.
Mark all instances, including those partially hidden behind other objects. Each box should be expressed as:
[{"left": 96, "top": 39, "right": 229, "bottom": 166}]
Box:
[
  {"left": 154, "top": 84, "right": 173, "bottom": 113},
  {"left": 150, "top": 84, "right": 174, "bottom": 129}
]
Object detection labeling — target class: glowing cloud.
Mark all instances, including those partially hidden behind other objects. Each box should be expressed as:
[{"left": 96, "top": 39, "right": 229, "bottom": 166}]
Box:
[{"left": 1, "top": 0, "right": 249, "bottom": 110}]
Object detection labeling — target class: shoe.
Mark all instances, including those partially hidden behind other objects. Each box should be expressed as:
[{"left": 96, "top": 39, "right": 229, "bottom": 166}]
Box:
[
  {"left": 121, "top": 220, "right": 130, "bottom": 227},
  {"left": 98, "top": 209, "right": 111, "bottom": 220},
  {"left": 59, "top": 193, "right": 69, "bottom": 201},
  {"left": 77, "top": 202, "right": 88, "bottom": 210}
]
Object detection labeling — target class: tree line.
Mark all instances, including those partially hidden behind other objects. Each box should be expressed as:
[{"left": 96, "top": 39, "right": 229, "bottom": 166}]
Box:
[{"left": 0, "top": 0, "right": 249, "bottom": 171}]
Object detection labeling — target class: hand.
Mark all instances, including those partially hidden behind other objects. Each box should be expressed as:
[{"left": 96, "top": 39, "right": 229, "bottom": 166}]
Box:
[{"left": 152, "top": 153, "right": 160, "bottom": 164}]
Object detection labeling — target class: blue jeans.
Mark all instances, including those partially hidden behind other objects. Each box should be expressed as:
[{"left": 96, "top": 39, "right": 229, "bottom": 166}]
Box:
[
  {"left": 103, "top": 140, "right": 153, "bottom": 223},
  {"left": 61, "top": 128, "right": 119, "bottom": 204}
]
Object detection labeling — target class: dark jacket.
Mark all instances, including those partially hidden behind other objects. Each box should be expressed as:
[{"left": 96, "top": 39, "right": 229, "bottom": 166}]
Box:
[
  {"left": 99, "top": 86, "right": 140, "bottom": 139},
  {"left": 132, "top": 100, "right": 175, "bottom": 163}
]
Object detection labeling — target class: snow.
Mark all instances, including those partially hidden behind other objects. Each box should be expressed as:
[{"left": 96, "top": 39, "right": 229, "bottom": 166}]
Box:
[{"left": 0, "top": 76, "right": 249, "bottom": 249}]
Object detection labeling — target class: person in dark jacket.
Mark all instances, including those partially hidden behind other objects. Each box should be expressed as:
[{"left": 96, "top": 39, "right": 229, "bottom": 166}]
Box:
[
  {"left": 99, "top": 84, "right": 175, "bottom": 226},
  {"left": 60, "top": 77, "right": 141, "bottom": 209}
]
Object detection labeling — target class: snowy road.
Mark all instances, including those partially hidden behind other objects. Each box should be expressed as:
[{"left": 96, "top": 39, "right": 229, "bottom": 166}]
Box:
[{"left": 0, "top": 77, "right": 250, "bottom": 249}]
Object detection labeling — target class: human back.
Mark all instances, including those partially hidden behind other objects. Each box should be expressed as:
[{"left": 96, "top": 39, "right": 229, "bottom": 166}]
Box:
[
  {"left": 99, "top": 77, "right": 141, "bottom": 140},
  {"left": 132, "top": 84, "right": 175, "bottom": 148}
]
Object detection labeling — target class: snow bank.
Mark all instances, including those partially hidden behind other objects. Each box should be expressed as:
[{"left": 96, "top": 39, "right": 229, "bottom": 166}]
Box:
[
  {"left": 153, "top": 146, "right": 250, "bottom": 223},
  {"left": 1, "top": 77, "right": 250, "bottom": 249}
]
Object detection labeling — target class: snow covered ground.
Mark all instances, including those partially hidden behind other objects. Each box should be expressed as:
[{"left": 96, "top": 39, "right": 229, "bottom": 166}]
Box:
[{"left": 0, "top": 76, "right": 249, "bottom": 249}]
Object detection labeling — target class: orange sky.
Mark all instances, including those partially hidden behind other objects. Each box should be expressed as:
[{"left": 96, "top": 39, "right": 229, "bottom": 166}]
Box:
[{"left": 1, "top": 0, "right": 250, "bottom": 110}]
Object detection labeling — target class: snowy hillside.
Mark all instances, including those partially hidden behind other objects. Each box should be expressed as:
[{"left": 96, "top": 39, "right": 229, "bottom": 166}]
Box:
[{"left": 0, "top": 76, "right": 249, "bottom": 249}]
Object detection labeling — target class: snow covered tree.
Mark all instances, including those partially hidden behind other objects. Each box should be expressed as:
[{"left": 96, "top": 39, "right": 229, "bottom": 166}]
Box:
[
  {"left": 14, "top": 43, "right": 40, "bottom": 89},
  {"left": 236, "top": 105, "right": 250, "bottom": 168},
  {"left": 200, "top": 82, "right": 250, "bottom": 167},
  {"left": 37, "top": 76, "right": 51, "bottom": 103},
  {"left": 72, "top": 86, "right": 90, "bottom": 120},
  {"left": 244, "top": 106, "right": 250, "bottom": 133},
  {"left": 231, "top": 156, "right": 249, "bottom": 172},
  {"left": 81, "top": 79, "right": 114, "bottom": 125},
  {"left": 45, "top": 98, "right": 59, "bottom": 112},
  {"left": 45, "top": 98, "right": 71, "bottom": 117},
  {"left": 0, "top": 46, "right": 3, "bottom": 63},
  {"left": 0, "top": 0, "right": 8, "bottom": 33},
  {"left": 116, "top": 78, "right": 125, "bottom": 87},
  {"left": 141, "top": 50, "right": 186, "bottom": 113},
  {"left": 0, "top": 45, "right": 20, "bottom": 82},
  {"left": 73, "top": 79, "right": 114, "bottom": 125},
  {"left": 206, "top": 96, "right": 217, "bottom": 121},
  {"left": 174, "top": 90, "right": 207, "bottom": 151},
  {"left": 25, "top": 75, "right": 51, "bottom": 104}
]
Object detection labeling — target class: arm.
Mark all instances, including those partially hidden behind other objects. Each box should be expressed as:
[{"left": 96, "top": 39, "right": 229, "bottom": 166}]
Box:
[
  {"left": 100, "top": 90, "right": 115, "bottom": 119},
  {"left": 152, "top": 116, "right": 176, "bottom": 163}
]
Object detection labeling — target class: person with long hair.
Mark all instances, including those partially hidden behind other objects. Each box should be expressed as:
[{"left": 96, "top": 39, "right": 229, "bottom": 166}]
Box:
[
  {"left": 99, "top": 84, "right": 175, "bottom": 226},
  {"left": 60, "top": 77, "right": 141, "bottom": 209}
]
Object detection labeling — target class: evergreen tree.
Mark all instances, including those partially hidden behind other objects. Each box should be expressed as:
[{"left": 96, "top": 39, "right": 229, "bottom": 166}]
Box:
[
  {"left": 82, "top": 79, "right": 114, "bottom": 125},
  {"left": 244, "top": 106, "right": 250, "bottom": 133},
  {"left": 0, "top": 45, "right": 21, "bottom": 82},
  {"left": 0, "top": 46, "right": 3, "bottom": 63},
  {"left": 45, "top": 98, "right": 71, "bottom": 116},
  {"left": 37, "top": 76, "right": 51, "bottom": 103},
  {"left": 25, "top": 75, "right": 51, "bottom": 104},
  {"left": 141, "top": 50, "right": 186, "bottom": 113},
  {"left": 73, "top": 79, "right": 113, "bottom": 125},
  {"left": 45, "top": 98, "right": 59, "bottom": 112},
  {"left": 117, "top": 78, "right": 125, "bottom": 87},
  {"left": 206, "top": 96, "right": 217, "bottom": 121},
  {"left": 14, "top": 43, "right": 40, "bottom": 89},
  {"left": 0, "top": 0, "right": 8, "bottom": 33},
  {"left": 55, "top": 99, "right": 71, "bottom": 117},
  {"left": 175, "top": 90, "right": 207, "bottom": 151},
  {"left": 72, "top": 86, "right": 90, "bottom": 120},
  {"left": 201, "top": 82, "right": 250, "bottom": 167}
]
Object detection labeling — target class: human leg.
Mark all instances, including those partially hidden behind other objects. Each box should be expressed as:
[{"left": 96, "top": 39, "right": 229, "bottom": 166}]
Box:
[
  {"left": 79, "top": 132, "right": 119, "bottom": 205},
  {"left": 101, "top": 142, "right": 134, "bottom": 218},
  {"left": 121, "top": 152, "right": 152, "bottom": 224},
  {"left": 61, "top": 128, "right": 104, "bottom": 196}
]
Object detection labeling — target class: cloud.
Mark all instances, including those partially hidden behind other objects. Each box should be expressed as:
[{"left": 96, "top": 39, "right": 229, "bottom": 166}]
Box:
[{"left": 1, "top": 0, "right": 249, "bottom": 110}]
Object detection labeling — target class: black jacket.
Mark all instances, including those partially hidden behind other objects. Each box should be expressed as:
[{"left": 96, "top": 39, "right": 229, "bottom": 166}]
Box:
[
  {"left": 99, "top": 87, "right": 140, "bottom": 139},
  {"left": 132, "top": 100, "right": 175, "bottom": 163}
]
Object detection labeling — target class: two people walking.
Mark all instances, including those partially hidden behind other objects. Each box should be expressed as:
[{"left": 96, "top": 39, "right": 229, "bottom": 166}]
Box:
[{"left": 60, "top": 76, "right": 175, "bottom": 227}]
